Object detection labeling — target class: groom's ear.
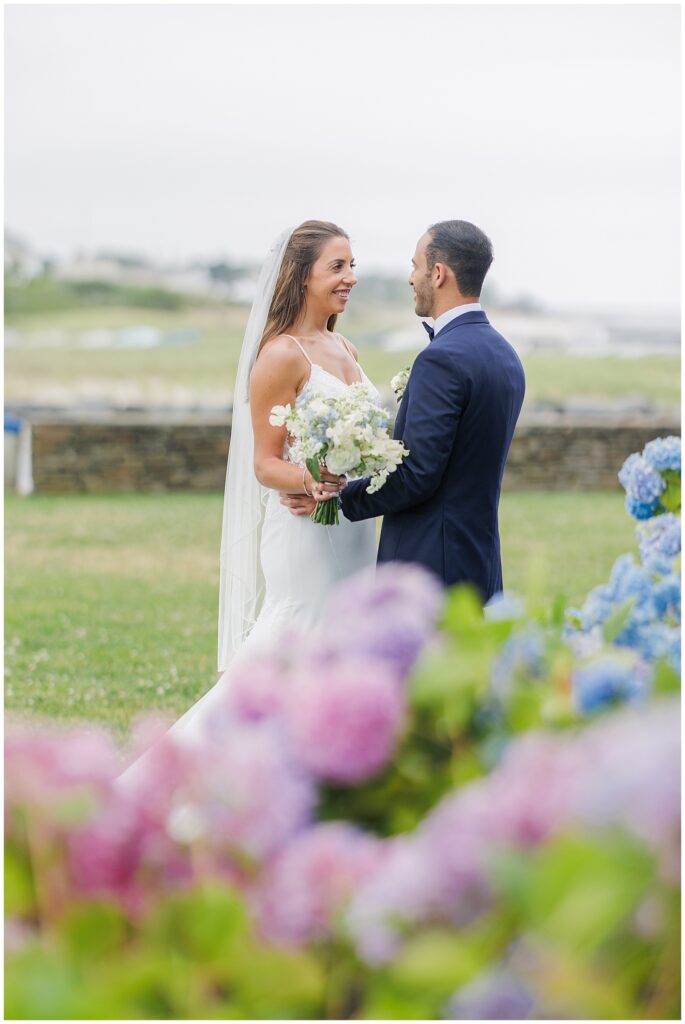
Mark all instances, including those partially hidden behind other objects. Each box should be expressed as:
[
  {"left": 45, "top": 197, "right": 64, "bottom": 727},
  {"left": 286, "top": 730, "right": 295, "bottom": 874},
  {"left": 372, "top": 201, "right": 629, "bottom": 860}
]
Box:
[{"left": 432, "top": 261, "right": 451, "bottom": 289}]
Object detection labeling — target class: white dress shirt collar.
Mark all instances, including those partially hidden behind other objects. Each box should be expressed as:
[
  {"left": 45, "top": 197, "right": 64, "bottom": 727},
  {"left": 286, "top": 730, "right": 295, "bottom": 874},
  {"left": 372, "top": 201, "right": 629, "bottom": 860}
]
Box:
[{"left": 432, "top": 302, "right": 483, "bottom": 337}]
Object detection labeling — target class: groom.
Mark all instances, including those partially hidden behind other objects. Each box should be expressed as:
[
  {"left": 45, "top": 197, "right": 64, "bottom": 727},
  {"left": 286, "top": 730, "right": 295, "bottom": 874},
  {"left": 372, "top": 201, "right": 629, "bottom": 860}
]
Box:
[{"left": 286, "top": 220, "right": 526, "bottom": 602}]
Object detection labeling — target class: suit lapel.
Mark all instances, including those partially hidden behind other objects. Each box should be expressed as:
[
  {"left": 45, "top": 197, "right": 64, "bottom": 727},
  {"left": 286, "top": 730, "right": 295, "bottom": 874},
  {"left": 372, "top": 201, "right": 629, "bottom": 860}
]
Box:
[{"left": 393, "top": 311, "right": 489, "bottom": 438}]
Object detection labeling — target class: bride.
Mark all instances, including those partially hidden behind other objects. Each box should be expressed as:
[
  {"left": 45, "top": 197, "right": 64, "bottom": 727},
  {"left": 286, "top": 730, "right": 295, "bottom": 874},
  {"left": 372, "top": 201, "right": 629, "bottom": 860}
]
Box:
[{"left": 120, "top": 221, "right": 380, "bottom": 772}]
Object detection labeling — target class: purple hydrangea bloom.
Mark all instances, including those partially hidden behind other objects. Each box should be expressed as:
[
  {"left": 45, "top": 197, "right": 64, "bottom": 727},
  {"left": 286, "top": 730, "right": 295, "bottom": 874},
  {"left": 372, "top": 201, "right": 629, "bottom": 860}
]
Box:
[
  {"left": 322, "top": 562, "right": 444, "bottom": 677},
  {"left": 326, "top": 562, "right": 444, "bottom": 624},
  {"left": 283, "top": 657, "right": 405, "bottom": 784},
  {"left": 643, "top": 436, "right": 681, "bottom": 473},
  {"left": 347, "top": 734, "right": 586, "bottom": 964},
  {"left": 348, "top": 700, "right": 680, "bottom": 963},
  {"left": 572, "top": 656, "right": 649, "bottom": 714},
  {"left": 344, "top": 836, "right": 441, "bottom": 964},
  {"left": 444, "top": 967, "right": 536, "bottom": 1020},
  {"left": 338, "top": 614, "right": 433, "bottom": 679},
  {"left": 255, "top": 823, "right": 386, "bottom": 945},
  {"left": 637, "top": 513, "right": 681, "bottom": 574}
]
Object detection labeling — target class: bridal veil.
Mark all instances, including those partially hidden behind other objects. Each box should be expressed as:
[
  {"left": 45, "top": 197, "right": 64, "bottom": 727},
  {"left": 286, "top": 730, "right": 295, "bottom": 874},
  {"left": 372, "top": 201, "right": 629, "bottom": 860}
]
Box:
[{"left": 217, "top": 227, "right": 293, "bottom": 672}]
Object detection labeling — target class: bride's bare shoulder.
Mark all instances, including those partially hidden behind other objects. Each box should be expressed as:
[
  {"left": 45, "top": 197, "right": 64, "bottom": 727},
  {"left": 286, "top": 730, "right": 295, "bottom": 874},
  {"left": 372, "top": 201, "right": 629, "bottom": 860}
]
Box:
[
  {"left": 251, "top": 335, "right": 308, "bottom": 392},
  {"left": 257, "top": 333, "right": 306, "bottom": 361}
]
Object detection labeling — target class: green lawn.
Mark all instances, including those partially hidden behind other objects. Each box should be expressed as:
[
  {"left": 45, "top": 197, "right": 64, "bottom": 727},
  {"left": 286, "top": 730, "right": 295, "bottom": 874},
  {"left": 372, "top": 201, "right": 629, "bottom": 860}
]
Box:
[
  {"left": 5, "top": 304, "right": 680, "bottom": 406},
  {"left": 5, "top": 491, "right": 637, "bottom": 735}
]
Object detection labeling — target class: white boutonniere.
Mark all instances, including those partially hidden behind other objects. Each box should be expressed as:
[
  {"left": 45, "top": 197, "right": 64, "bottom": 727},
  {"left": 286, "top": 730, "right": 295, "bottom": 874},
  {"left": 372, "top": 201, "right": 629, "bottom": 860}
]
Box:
[{"left": 391, "top": 365, "right": 411, "bottom": 402}]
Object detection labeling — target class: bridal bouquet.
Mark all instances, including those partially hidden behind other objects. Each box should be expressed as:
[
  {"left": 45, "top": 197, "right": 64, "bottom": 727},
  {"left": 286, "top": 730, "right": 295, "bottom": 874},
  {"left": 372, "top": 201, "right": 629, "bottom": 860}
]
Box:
[{"left": 270, "top": 383, "right": 409, "bottom": 525}]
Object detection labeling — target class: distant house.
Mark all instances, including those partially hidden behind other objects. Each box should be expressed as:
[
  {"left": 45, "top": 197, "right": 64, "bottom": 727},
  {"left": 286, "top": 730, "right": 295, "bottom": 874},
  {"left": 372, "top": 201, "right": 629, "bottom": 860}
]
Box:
[{"left": 54, "top": 252, "right": 230, "bottom": 300}]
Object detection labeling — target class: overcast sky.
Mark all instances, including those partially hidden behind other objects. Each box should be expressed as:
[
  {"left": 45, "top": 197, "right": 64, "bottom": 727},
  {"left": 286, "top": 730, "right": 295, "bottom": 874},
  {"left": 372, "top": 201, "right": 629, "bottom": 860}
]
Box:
[{"left": 5, "top": 4, "right": 680, "bottom": 313}]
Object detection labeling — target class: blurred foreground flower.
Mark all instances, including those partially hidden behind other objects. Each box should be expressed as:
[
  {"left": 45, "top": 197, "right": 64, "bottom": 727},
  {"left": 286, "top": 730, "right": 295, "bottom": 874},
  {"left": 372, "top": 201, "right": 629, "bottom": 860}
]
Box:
[
  {"left": 444, "top": 966, "right": 536, "bottom": 1020},
  {"left": 4, "top": 498, "right": 680, "bottom": 1020}
]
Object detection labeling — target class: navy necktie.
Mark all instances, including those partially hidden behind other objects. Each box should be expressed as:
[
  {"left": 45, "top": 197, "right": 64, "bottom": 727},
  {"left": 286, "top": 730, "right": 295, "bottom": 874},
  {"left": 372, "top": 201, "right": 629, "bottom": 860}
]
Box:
[{"left": 422, "top": 321, "right": 434, "bottom": 341}]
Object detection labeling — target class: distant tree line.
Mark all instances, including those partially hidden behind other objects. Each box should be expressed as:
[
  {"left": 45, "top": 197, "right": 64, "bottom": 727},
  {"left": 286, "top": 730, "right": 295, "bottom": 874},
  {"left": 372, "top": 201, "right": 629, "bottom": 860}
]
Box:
[{"left": 4, "top": 276, "right": 193, "bottom": 315}]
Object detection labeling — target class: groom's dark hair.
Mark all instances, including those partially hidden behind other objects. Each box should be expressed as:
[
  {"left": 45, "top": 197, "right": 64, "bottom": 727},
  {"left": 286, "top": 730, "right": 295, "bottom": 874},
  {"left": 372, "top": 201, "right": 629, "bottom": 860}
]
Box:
[{"left": 425, "top": 220, "right": 493, "bottom": 297}]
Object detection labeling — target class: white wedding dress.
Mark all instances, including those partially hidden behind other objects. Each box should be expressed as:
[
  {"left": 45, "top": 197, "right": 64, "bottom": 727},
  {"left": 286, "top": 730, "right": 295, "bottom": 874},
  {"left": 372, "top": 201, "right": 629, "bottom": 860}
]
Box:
[{"left": 118, "top": 339, "right": 379, "bottom": 782}]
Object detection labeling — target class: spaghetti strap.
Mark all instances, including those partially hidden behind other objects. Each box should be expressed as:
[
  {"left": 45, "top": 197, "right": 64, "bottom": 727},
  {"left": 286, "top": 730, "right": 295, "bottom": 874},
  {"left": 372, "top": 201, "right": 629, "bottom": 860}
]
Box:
[{"left": 281, "top": 334, "right": 313, "bottom": 366}]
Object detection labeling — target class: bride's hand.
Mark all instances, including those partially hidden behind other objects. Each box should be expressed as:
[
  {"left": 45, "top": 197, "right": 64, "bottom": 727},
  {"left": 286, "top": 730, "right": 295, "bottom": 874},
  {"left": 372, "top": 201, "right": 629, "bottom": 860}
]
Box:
[{"left": 311, "top": 469, "right": 347, "bottom": 502}]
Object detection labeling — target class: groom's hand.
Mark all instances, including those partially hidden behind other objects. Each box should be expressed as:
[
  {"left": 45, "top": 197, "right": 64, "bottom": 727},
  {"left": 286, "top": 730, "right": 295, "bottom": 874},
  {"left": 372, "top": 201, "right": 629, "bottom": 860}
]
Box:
[
  {"left": 279, "top": 492, "right": 317, "bottom": 516},
  {"left": 280, "top": 471, "right": 347, "bottom": 515},
  {"left": 311, "top": 470, "right": 347, "bottom": 502}
]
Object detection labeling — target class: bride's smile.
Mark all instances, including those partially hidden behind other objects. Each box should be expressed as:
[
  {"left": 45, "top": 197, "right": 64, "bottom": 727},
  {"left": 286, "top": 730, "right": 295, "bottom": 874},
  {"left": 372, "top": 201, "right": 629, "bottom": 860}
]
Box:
[{"left": 299, "top": 235, "right": 357, "bottom": 318}]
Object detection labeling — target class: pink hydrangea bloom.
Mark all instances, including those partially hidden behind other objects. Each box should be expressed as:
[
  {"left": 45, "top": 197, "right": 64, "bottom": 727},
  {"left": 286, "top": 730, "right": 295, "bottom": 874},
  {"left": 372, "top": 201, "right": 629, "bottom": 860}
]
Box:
[
  {"left": 70, "top": 726, "right": 196, "bottom": 915},
  {"left": 5, "top": 723, "right": 119, "bottom": 813},
  {"left": 347, "top": 699, "right": 680, "bottom": 963},
  {"left": 283, "top": 657, "right": 406, "bottom": 784},
  {"left": 68, "top": 791, "right": 182, "bottom": 917},
  {"left": 571, "top": 698, "right": 681, "bottom": 880},
  {"left": 255, "top": 822, "right": 386, "bottom": 945},
  {"left": 182, "top": 721, "right": 315, "bottom": 861},
  {"left": 224, "top": 654, "right": 292, "bottom": 724},
  {"left": 479, "top": 733, "right": 587, "bottom": 847}
]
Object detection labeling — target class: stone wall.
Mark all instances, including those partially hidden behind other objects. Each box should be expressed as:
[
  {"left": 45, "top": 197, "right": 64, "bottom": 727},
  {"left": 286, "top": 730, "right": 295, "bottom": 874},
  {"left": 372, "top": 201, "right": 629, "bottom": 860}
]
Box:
[
  {"left": 26, "top": 411, "right": 680, "bottom": 494},
  {"left": 502, "top": 415, "right": 681, "bottom": 490},
  {"left": 30, "top": 415, "right": 230, "bottom": 494}
]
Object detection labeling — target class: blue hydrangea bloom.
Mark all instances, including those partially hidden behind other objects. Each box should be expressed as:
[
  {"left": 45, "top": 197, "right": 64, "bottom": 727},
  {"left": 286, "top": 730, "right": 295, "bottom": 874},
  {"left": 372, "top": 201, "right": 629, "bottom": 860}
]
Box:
[
  {"left": 490, "top": 624, "right": 546, "bottom": 698},
  {"left": 566, "top": 551, "right": 680, "bottom": 667},
  {"left": 622, "top": 455, "right": 665, "bottom": 504},
  {"left": 668, "top": 629, "right": 681, "bottom": 671},
  {"left": 618, "top": 452, "right": 641, "bottom": 491},
  {"left": 571, "top": 589, "right": 611, "bottom": 631},
  {"left": 606, "top": 553, "right": 653, "bottom": 604},
  {"left": 643, "top": 435, "right": 681, "bottom": 473},
  {"left": 626, "top": 495, "right": 662, "bottom": 521},
  {"left": 637, "top": 513, "right": 681, "bottom": 573},
  {"left": 651, "top": 576, "right": 681, "bottom": 621},
  {"left": 570, "top": 441, "right": 680, "bottom": 671},
  {"left": 572, "top": 658, "right": 648, "bottom": 714},
  {"left": 634, "top": 618, "right": 679, "bottom": 667}
]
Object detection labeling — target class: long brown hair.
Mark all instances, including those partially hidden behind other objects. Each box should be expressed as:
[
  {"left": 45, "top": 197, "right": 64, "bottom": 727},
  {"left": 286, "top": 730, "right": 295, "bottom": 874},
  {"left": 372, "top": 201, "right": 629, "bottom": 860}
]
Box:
[{"left": 260, "top": 220, "right": 349, "bottom": 348}]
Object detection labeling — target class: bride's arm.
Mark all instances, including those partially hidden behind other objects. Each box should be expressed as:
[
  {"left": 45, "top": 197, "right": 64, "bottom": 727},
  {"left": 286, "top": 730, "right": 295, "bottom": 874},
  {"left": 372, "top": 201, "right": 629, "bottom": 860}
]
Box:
[{"left": 249, "top": 340, "right": 343, "bottom": 499}]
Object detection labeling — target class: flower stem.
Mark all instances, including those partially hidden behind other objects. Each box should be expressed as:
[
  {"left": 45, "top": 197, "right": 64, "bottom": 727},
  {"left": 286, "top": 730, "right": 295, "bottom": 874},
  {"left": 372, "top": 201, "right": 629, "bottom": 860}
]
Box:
[{"left": 311, "top": 499, "right": 339, "bottom": 526}]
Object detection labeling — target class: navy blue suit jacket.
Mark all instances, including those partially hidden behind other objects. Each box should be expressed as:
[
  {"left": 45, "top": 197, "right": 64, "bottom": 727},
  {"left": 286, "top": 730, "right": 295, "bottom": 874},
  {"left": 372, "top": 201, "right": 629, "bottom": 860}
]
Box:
[{"left": 341, "top": 311, "right": 525, "bottom": 601}]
